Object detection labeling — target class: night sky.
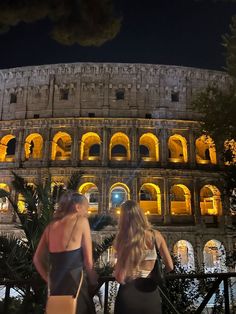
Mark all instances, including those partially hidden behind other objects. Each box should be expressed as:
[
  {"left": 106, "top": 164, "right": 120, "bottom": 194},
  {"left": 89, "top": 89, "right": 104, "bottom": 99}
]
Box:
[{"left": 0, "top": 0, "right": 236, "bottom": 71}]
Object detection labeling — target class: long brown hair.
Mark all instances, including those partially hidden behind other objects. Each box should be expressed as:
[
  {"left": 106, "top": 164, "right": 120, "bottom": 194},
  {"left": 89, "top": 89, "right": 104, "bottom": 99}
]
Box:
[
  {"left": 53, "top": 190, "right": 87, "bottom": 220},
  {"left": 114, "top": 200, "right": 151, "bottom": 280}
]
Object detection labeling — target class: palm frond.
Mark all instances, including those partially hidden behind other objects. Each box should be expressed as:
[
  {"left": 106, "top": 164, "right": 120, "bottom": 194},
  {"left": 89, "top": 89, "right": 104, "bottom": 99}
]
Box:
[
  {"left": 67, "top": 171, "right": 84, "bottom": 191},
  {"left": 93, "top": 234, "right": 115, "bottom": 262}
]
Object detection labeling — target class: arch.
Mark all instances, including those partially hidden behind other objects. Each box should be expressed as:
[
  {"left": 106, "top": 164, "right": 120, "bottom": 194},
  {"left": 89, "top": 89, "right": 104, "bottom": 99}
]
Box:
[
  {"left": 0, "top": 134, "right": 16, "bottom": 162},
  {"left": 109, "top": 132, "right": 131, "bottom": 161},
  {"left": 80, "top": 132, "right": 101, "bottom": 161},
  {"left": 0, "top": 183, "right": 10, "bottom": 212},
  {"left": 203, "top": 240, "right": 226, "bottom": 272},
  {"left": 24, "top": 133, "right": 43, "bottom": 160},
  {"left": 200, "top": 185, "right": 222, "bottom": 215},
  {"left": 173, "top": 240, "right": 195, "bottom": 271},
  {"left": 170, "top": 184, "right": 192, "bottom": 215},
  {"left": 139, "top": 133, "right": 159, "bottom": 161},
  {"left": 139, "top": 183, "right": 161, "bottom": 215},
  {"left": 168, "top": 134, "right": 188, "bottom": 163},
  {"left": 109, "top": 182, "right": 130, "bottom": 212},
  {"left": 51, "top": 132, "right": 72, "bottom": 160},
  {"left": 196, "top": 135, "right": 217, "bottom": 165},
  {"left": 79, "top": 182, "right": 99, "bottom": 214}
]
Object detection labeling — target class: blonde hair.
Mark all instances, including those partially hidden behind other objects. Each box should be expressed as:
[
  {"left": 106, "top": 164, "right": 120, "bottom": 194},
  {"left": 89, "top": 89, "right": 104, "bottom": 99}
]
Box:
[
  {"left": 53, "top": 190, "right": 87, "bottom": 220},
  {"left": 114, "top": 200, "right": 151, "bottom": 280}
]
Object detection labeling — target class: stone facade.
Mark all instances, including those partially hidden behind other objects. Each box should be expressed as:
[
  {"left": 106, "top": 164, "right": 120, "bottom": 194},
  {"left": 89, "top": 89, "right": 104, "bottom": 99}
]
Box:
[{"left": 0, "top": 62, "right": 234, "bottom": 271}]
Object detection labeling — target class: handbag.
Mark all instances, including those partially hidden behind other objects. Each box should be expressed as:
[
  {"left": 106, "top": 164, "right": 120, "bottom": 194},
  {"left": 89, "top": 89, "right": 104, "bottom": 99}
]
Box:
[
  {"left": 45, "top": 270, "right": 83, "bottom": 314},
  {"left": 45, "top": 215, "right": 83, "bottom": 314}
]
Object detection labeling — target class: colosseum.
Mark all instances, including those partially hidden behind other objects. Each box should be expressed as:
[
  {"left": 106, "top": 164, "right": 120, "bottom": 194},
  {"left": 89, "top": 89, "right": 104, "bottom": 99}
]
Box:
[{"left": 0, "top": 62, "right": 234, "bottom": 272}]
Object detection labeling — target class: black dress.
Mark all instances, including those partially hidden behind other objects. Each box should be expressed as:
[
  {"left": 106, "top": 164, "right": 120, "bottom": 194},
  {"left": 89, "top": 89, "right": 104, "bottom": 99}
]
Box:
[{"left": 49, "top": 247, "right": 96, "bottom": 314}]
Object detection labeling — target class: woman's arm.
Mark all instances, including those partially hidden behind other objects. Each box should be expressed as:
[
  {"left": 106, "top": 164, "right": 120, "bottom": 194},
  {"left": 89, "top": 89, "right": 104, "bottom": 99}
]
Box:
[
  {"left": 33, "top": 227, "right": 49, "bottom": 282},
  {"left": 155, "top": 231, "right": 174, "bottom": 272},
  {"left": 81, "top": 217, "right": 98, "bottom": 285}
]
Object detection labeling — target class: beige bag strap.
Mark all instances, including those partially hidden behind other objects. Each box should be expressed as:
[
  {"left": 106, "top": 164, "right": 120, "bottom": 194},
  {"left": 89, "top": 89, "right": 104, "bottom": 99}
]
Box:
[{"left": 74, "top": 270, "right": 83, "bottom": 299}]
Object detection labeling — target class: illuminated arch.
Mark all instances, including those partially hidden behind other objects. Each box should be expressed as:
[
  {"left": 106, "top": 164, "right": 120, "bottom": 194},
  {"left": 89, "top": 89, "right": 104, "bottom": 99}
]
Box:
[
  {"left": 196, "top": 135, "right": 217, "bottom": 165},
  {"left": 139, "top": 133, "right": 159, "bottom": 161},
  {"left": 80, "top": 132, "right": 101, "bottom": 161},
  {"left": 109, "top": 132, "right": 131, "bottom": 161},
  {"left": 24, "top": 133, "right": 43, "bottom": 160},
  {"left": 200, "top": 185, "right": 222, "bottom": 215},
  {"left": 203, "top": 240, "right": 226, "bottom": 272},
  {"left": 79, "top": 182, "right": 99, "bottom": 214},
  {"left": 0, "top": 134, "right": 16, "bottom": 162},
  {"left": 109, "top": 183, "right": 130, "bottom": 212},
  {"left": 168, "top": 134, "right": 188, "bottom": 163},
  {"left": 139, "top": 183, "right": 161, "bottom": 215},
  {"left": 173, "top": 240, "right": 195, "bottom": 271},
  {"left": 170, "top": 184, "right": 192, "bottom": 215},
  {"left": 0, "top": 183, "right": 10, "bottom": 212},
  {"left": 51, "top": 132, "right": 72, "bottom": 160}
]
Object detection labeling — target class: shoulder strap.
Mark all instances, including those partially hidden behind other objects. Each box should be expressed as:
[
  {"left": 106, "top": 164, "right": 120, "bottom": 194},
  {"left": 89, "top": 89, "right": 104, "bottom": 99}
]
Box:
[
  {"left": 65, "top": 214, "right": 80, "bottom": 249},
  {"left": 75, "top": 270, "right": 83, "bottom": 299},
  {"left": 150, "top": 229, "right": 161, "bottom": 257}
]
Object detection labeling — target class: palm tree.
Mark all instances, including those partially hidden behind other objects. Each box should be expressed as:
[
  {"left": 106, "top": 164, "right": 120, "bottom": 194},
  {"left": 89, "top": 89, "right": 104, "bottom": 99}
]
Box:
[{"left": 0, "top": 171, "right": 116, "bottom": 313}]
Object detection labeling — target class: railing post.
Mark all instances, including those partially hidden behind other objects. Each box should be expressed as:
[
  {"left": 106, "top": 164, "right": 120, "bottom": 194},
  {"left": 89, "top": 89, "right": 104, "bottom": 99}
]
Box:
[
  {"left": 3, "top": 284, "right": 11, "bottom": 314},
  {"left": 104, "top": 281, "right": 109, "bottom": 314},
  {"left": 223, "top": 278, "right": 230, "bottom": 314}
]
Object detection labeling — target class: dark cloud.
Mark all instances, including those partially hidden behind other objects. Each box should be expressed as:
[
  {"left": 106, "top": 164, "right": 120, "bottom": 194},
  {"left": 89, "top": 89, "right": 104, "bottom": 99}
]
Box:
[{"left": 0, "top": 0, "right": 121, "bottom": 46}]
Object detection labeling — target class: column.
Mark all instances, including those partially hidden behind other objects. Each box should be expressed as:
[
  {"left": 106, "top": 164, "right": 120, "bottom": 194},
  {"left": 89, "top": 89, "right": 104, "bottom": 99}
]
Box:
[
  {"left": 14, "top": 129, "right": 24, "bottom": 167},
  {"left": 163, "top": 177, "right": 171, "bottom": 224},
  {"left": 72, "top": 127, "right": 79, "bottom": 166},
  {"left": 131, "top": 127, "right": 138, "bottom": 166},
  {"left": 42, "top": 129, "right": 51, "bottom": 167},
  {"left": 189, "top": 130, "right": 196, "bottom": 168},
  {"left": 193, "top": 179, "right": 202, "bottom": 226},
  {"left": 161, "top": 128, "right": 168, "bottom": 167},
  {"left": 102, "top": 127, "right": 108, "bottom": 166}
]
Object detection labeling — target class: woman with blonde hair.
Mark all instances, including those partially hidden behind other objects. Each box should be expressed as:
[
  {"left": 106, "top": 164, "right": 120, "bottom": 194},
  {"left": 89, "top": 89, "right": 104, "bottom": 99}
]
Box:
[
  {"left": 114, "top": 200, "right": 174, "bottom": 314},
  {"left": 33, "top": 191, "right": 98, "bottom": 314}
]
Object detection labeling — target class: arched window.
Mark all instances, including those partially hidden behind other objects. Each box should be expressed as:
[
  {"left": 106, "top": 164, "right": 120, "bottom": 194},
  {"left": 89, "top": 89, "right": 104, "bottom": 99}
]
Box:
[
  {"left": 170, "top": 184, "right": 191, "bottom": 215},
  {"left": 51, "top": 182, "right": 65, "bottom": 202},
  {"left": 109, "top": 183, "right": 130, "bottom": 213},
  {"left": 0, "top": 184, "right": 10, "bottom": 212},
  {"left": 109, "top": 132, "right": 131, "bottom": 161},
  {"left": 196, "top": 135, "right": 217, "bottom": 165},
  {"left": 168, "top": 134, "right": 188, "bottom": 163},
  {"left": 203, "top": 240, "right": 226, "bottom": 272},
  {"left": 24, "top": 133, "right": 43, "bottom": 160},
  {"left": 0, "top": 135, "right": 16, "bottom": 162},
  {"left": 51, "top": 132, "right": 72, "bottom": 160},
  {"left": 200, "top": 185, "right": 222, "bottom": 215},
  {"left": 80, "top": 132, "right": 101, "bottom": 161},
  {"left": 139, "top": 133, "right": 159, "bottom": 161},
  {"left": 139, "top": 183, "right": 161, "bottom": 215},
  {"left": 173, "top": 240, "right": 195, "bottom": 271},
  {"left": 79, "top": 182, "right": 99, "bottom": 214}
]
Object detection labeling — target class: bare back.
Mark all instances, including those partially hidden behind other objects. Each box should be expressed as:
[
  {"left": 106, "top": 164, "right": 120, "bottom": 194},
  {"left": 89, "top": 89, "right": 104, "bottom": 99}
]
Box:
[{"left": 47, "top": 214, "right": 84, "bottom": 253}]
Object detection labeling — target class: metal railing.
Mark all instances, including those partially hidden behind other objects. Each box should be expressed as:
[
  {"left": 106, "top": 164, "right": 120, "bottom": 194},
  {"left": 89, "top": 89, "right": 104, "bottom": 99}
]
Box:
[{"left": 1, "top": 272, "right": 236, "bottom": 314}]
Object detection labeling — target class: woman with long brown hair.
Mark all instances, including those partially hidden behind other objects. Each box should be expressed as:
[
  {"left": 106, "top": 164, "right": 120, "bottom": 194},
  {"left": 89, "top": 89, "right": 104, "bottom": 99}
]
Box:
[
  {"left": 114, "top": 200, "right": 174, "bottom": 314},
  {"left": 33, "top": 191, "right": 98, "bottom": 314}
]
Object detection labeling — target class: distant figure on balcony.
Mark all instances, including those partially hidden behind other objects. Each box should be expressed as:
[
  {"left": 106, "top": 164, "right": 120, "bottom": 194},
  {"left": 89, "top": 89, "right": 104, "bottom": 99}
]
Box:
[
  {"left": 33, "top": 191, "right": 98, "bottom": 314},
  {"left": 114, "top": 200, "right": 174, "bottom": 314}
]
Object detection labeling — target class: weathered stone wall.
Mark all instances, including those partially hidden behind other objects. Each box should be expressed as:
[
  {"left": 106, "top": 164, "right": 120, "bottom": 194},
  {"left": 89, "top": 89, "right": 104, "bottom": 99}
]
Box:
[{"left": 0, "top": 63, "right": 230, "bottom": 121}]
